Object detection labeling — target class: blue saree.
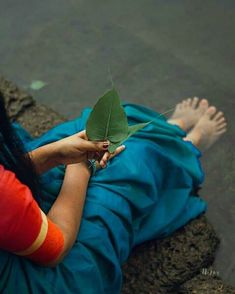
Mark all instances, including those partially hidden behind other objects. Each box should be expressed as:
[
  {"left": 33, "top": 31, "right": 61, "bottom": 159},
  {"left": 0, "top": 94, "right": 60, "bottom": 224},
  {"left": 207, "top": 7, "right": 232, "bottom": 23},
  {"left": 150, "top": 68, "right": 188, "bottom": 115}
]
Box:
[{"left": 0, "top": 102, "right": 207, "bottom": 294}]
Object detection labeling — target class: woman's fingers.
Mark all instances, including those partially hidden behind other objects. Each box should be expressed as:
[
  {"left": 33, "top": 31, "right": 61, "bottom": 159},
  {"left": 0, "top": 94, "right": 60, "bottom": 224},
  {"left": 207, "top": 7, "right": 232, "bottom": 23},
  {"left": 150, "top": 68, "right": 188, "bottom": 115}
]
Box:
[
  {"left": 100, "top": 145, "right": 126, "bottom": 168},
  {"left": 77, "top": 130, "right": 110, "bottom": 152},
  {"left": 100, "top": 151, "right": 111, "bottom": 168},
  {"left": 71, "top": 130, "right": 126, "bottom": 165},
  {"left": 79, "top": 138, "right": 110, "bottom": 153},
  {"left": 110, "top": 145, "right": 126, "bottom": 159}
]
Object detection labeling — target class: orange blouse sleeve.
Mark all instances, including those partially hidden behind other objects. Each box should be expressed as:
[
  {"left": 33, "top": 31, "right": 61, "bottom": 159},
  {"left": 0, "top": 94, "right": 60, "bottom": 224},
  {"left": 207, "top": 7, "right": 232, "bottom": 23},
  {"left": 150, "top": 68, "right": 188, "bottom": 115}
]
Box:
[{"left": 0, "top": 164, "right": 64, "bottom": 265}]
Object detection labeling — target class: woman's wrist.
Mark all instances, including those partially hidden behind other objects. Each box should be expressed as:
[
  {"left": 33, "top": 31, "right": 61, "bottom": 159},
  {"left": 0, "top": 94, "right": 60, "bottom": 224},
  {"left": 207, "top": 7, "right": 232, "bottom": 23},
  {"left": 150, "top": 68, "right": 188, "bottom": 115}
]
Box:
[{"left": 74, "top": 161, "right": 92, "bottom": 177}]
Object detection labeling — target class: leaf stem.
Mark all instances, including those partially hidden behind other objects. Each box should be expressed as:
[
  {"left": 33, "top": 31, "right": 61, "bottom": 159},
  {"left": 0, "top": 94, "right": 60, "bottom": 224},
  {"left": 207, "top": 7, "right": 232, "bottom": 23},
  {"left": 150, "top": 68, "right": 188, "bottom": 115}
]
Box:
[{"left": 158, "top": 107, "right": 175, "bottom": 117}]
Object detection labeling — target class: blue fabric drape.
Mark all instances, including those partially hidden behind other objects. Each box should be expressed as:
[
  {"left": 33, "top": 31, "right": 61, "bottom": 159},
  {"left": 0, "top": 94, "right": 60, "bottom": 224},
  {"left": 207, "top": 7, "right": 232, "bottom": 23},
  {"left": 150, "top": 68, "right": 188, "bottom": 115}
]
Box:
[{"left": 0, "top": 103, "right": 207, "bottom": 294}]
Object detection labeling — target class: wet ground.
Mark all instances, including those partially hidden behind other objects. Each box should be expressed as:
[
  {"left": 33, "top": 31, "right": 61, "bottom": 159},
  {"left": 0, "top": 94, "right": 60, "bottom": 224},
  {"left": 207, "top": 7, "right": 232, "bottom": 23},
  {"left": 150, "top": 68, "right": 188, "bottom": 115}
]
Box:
[{"left": 0, "top": 0, "right": 234, "bottom": 287}]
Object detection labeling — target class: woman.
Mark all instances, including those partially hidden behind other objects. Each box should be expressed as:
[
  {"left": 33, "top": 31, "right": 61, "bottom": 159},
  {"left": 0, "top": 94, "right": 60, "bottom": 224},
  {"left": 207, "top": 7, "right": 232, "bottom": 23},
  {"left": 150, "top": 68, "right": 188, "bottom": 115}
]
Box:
[{"left": 0, "top": 92, "right": 227, "bottom": 293}]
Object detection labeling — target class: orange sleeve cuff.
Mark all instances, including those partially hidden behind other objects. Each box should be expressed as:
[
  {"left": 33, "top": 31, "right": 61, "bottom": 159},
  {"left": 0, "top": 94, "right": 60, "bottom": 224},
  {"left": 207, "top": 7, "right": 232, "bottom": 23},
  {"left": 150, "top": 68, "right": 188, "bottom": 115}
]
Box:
[
  {"left": 25, "top": 216, "right": 65, "bottom": 265},
  {"left": 13, "top": 209, "right": 65, "bottom": 265}
]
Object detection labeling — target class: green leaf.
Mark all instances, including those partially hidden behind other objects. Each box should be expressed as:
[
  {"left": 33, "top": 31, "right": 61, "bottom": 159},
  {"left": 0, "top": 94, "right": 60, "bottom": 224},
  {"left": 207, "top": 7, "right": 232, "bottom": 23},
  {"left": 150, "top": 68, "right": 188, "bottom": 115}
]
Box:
[
  {"left": 30, "top": 80, "right": 48, "bottom": 90},
  {"left": 86, "top": 88, "right": 152, "bottom": 152},
  {"left": 86, "top": 88, "right": 128, "bottom": 141},
  {"left": 108, "top": 121, "right": 152, "bottom": 153}
]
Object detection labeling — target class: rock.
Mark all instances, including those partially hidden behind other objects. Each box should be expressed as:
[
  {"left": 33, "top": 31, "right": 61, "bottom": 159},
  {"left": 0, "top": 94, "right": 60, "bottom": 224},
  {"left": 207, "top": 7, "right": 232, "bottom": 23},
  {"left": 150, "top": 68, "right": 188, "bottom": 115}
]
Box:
[
  {"left": 16, "top": 104, "right": 66, "bottom": 138},
  {"left": 1, "top": 76, "right": 234, "bottom": 293},
  {"left": 121, "top": 215, "right": 220, "bottom": 293},
  {"left": 0, "top": 77, "right": 35, "bottom": 120},
  {"left": 178, "top": 273, "right": 235, "bottom": 293},
  {"left": 0, "top": 77, "right": 66, "bottom": 137}
]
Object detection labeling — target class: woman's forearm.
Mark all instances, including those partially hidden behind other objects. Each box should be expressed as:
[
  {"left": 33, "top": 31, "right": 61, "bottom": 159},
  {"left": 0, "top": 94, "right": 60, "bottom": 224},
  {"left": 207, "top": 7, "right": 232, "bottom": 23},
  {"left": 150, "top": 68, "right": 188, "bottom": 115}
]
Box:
[
  {"left": 46, "top": 162, "right": 91, "bottom": 264},
  {"left": 27, "top": 143, "right": 60, "bottom": 175}
]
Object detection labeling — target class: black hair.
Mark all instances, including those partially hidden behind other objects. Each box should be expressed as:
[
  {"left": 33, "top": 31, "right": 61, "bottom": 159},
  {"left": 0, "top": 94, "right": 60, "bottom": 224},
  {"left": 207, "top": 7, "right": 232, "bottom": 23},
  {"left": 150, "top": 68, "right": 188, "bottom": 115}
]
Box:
[{"left": 0, "top": 91, "right": 41, "bottom": 204}]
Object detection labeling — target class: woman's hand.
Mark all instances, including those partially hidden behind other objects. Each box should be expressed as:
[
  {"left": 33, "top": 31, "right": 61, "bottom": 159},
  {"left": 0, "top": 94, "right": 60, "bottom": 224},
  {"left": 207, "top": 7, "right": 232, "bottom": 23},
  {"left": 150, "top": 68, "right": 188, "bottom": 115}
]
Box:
[
  {"left": 95, "top": 144, "right": 126, "bottom": 170},
  {"left": 29, "top": 130, "right": 126, "bottom": 175},
  {"left": 53, "top": 130, "right": 111, "bottom": 165}
]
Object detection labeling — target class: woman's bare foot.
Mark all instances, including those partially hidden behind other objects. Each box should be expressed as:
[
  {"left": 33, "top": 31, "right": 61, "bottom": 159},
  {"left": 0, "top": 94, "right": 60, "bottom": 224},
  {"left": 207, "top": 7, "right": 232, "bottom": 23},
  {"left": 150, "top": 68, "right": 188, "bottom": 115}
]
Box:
[
  {"left": 167, "top": 97, "right": 209, "bottom": 132},
  {"left": 184, "top": 106, "right": 227, "bottom": 152}
]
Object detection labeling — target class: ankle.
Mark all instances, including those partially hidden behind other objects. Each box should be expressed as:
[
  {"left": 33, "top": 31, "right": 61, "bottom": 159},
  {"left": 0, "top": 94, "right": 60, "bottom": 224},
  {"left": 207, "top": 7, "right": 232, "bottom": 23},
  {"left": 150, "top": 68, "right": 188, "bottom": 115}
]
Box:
[
  {"left": 184, "top": 131, "right": 201, "bottom": 147},
  {"left": 168, "top": 118, "right": 186, "bottom": 131}
]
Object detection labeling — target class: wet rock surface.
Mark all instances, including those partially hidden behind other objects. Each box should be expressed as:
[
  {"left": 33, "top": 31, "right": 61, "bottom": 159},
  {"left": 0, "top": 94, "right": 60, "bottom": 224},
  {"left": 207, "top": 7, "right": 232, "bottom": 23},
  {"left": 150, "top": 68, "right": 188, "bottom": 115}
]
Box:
[{"left": 1, "top": 76, "right": 234, "bottom": 293}]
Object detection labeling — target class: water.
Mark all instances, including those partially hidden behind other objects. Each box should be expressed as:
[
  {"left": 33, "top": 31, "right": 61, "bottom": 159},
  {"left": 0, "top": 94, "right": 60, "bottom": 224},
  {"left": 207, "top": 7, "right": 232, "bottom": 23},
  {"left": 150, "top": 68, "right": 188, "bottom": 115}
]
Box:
[{"left": 0, "top": 0, "right": 235, "bottom": 286}]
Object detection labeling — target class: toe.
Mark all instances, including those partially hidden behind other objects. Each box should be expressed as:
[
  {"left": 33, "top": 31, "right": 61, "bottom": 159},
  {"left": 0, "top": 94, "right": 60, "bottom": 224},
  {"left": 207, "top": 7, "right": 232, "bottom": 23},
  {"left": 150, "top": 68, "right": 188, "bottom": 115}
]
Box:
[
  {"left": 217, "top": 117, "right": 225, "bottom": 124},
  {"left": 182, "top": 100, "right": 187, "bottom": 107},
  {"left": 192, "top": 97, "right": 199, "bottom": 108},
  {"left": 174, "top": 103, "right": 181, "bottom": 110},
  {"left": 177, "top": 103, "right": 181, "bottom": 110},
  {"left": 180, "top": 101, "right": 185, "bottom": 108},
  {"left": 186, "top": 98, "right": 192, "bottom": 106},
  {"left": 198, "top": 98, "right": 209, "bottom": 112},
  {"left": 199, "top": 98, "right": 209, "bottom": 108},
  {"left": 206, "top": 106, "right": 217, "bottom": 118},
  {"left": 216, "top": 128, "right": 227, "bottom": 135},
  {"left": 217, "top": 122, "right": 227, "bottom": 130},
  {"left": 214, "top": 111, "right": 224, "bottom": 121}
]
